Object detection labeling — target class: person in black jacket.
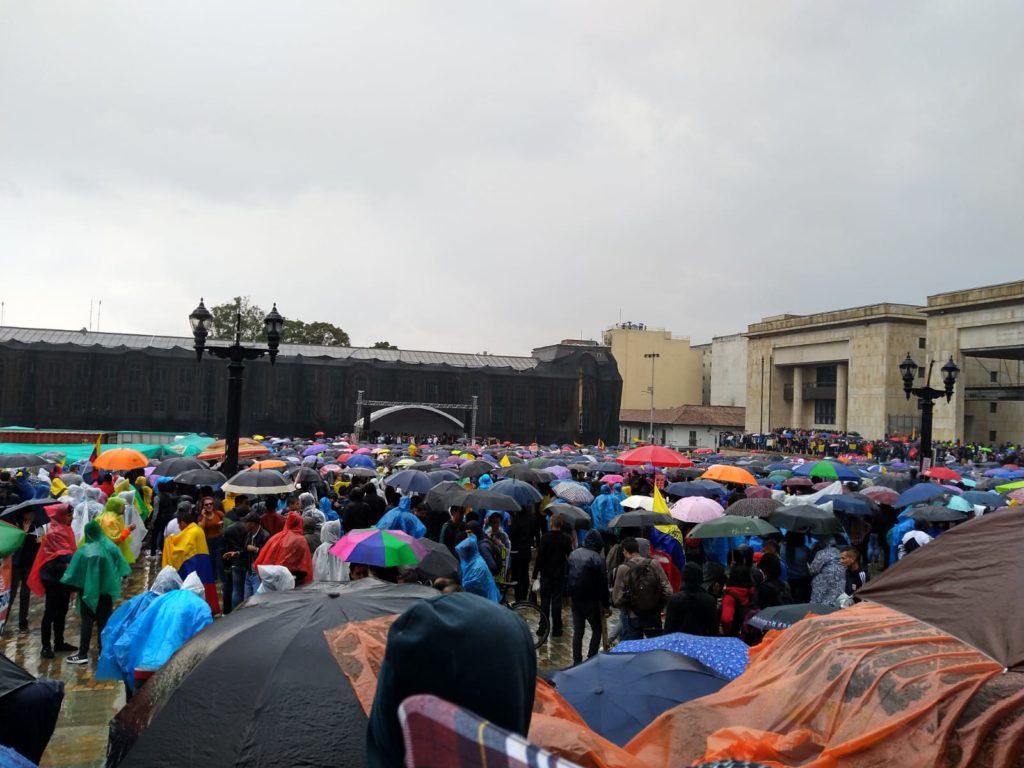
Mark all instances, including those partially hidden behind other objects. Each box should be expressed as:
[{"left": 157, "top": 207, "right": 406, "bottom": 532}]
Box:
[
  {"left": 566, "top": 529, "right": 609, "bottom": 664},
  {"left": 664, "top": 562, "right": 719, "bottom": 637},
  {"left": 508, "top": 505, "right": 538, "bottom": 601},
  {"left": 343, "top": 487, "right": 373, "bottom": 533},
  {"left": 532, "top": 514, "right": 573, "bottom": 638}
]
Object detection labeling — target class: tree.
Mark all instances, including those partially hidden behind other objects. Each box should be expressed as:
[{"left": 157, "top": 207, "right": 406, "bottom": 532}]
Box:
[
  {"left": 208, "top": 297, "right": 349, "bottom": 346},
  {"left": 372, "top": 341, "right": 398, "bottom": 350}
]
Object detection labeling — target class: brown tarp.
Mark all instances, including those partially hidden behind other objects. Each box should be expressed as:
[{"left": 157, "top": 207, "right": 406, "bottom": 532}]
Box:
[
  {"left": 625, "top": 602, "right": 1024, "bottom": 767},
  {"left": 857, "top": 508, "right": 1024, "bottom": 670}
]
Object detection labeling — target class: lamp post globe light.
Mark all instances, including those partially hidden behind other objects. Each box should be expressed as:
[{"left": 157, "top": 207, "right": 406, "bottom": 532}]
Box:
[
  {"left": 899, "top": 352, "right": 959, "bottom": 471},
  {"left": 189, "top": 298, "right": 285, "bottom": 476}
]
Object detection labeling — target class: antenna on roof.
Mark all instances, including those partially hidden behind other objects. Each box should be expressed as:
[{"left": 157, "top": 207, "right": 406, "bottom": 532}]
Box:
[
  {"left": 1, "top": 301, "right": 4, "bottom": 326},
  {"left": 89, "top": 300, "right": 93, "bottom": 332},
  {"left": 97, "top": 300, "right": 102, "bottom": 332}
]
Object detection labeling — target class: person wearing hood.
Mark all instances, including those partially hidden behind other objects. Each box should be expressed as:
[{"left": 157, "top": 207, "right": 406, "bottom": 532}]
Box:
[
  {"left": 61, "top": 520, "right": 131, "bottom": 665},
  {"left": 255, "top": 564, "right": 296, "bottom": 593},
  {"left": 72, "top": 486, "right": 105, "bottom": 543},
  {"left": 27, "top": 502, "right": 78, "bottom": 659},
  {"left": 312, "top": 520, "right": 348, "bottom": 582},
  {"left": 611, "top": 483, "right": 626, "bottom": 504},
  {"left": 318, "top": 495, "right": 339, "bottom": 522},
  {"left": 367, "top": 591, "right": 536, "bottom": 768},
  {"left": 126, "top": 572, "right": 213, "bottom": 691},
  {"left": 664, "top": 562, "right": 719, "bottom": 637},
  {"left": 94, "top": 496, "right": 137, "bottom": 565},
  {"left": 455, "top": 535, "right": 500, "bottom": 602},
  {"left": 720, "top": 564, "right": 757, "bottom": 637},
  {"left": 302, "top": 515, "right": 320, "bottom": 554},
  {"left": 590, "top": 484, "right": 621, "bottom": 532},
  {"left": 566, "top": 529, "right": 609, "bottom": 665},
  {"left": 809, "top": 536, "right": 846, "bottom": 606},
  {"left": 97, "top": 565, "right": 183, "bottom": 692},
  {"left": 464, "top": 521, "right": 499, "bottom": 575},
  {"left": 150, "top": 479, "right": 180, "bottom": 557},
  {"left": 374, "top": 495, "right": 427, "bottom": 539},
  {"left": 299, "top": 492, "right": 326, "bottom": 526},
  {"left": 476, "top": 473, "right": 494, "bottom": 491},
  {"left": 254, "top": 511, "right": 313, "bottom": 584}
]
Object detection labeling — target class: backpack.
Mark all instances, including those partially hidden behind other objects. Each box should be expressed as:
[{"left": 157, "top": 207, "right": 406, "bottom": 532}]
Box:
[{"left": 622, "top": 561, "right": 665, "bottom": 615}]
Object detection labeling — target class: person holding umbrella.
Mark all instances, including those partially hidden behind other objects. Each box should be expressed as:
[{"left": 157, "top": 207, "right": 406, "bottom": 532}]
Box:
[{"left": 61, "top": 520, "right": 131, "bottom": 665}]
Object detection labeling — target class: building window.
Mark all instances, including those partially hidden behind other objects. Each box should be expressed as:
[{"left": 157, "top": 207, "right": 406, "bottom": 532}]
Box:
[
  {"left": 816, "top": 365, "right": 837, "bottom": 386},
  {"left": 917, "top": 367, "right": 925, "bottom": 379},
  {"left": 814, "top": 399, "right": 836, "bottom": 425},
  {"left": 990, "top": 371, "right": 998, "bottom": 383},
  {"left": 154, "top": 366, "right": 168, "bottom": 385},
  {"left": 177, "top": 393, "right": 191, "bottom": 411},
  {"left": 153, "top": 398, "right": 166, "bottom": 414},
  {"left": 689, "top": 430, "right": 697, "bottom": 446},
  {"left": 990, "top": 402, "right": 997, "bottom": 413},
  {"left": 127, "top": 366, "right": 141, "bottom": 384},
  {"left": 990, "top": 430, "right": 997, "bottom": 443},
  {"left": 918, "top": 337, "right": 926, "bottom": 349},
  {"left": 127, "top": 398, "right": 140, "bottom": 416},
  {"left": 178, "top": 367, "right": 192, "bottom": 386}
]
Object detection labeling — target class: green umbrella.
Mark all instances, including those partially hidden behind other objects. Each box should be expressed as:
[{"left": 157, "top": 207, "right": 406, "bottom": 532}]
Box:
[
  {"left": 688, "top": 515, "right": 779, "bottom": 538},
  {"left": 806, "top": 461, "right": 839, "bottom": 481},
  {"left": 995, "top": 480, "right": 1024, "bottom": 493}
]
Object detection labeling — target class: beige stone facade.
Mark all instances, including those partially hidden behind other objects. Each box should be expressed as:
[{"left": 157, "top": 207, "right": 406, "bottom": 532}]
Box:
[
  {"left": 710, "top": 334, "right": 748, "bottom": 407},
  {"left": 602, "top": 325, "right": 704, "bottom": 411}
]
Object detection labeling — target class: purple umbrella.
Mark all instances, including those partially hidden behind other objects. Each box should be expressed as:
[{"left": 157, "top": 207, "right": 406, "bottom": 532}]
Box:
[
  {"left": 546, "top": 465, "right": 571, "bottom": 480},
  {"left": 303, "top": 444, "right": 329, "bottom": 456}
]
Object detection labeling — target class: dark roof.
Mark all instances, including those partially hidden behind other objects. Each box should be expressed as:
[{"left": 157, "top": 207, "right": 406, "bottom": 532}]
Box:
[
  {"left": 0, "top": 326, "right": 538, "bottom": 371},
  {"left": 619, "top": 405, "right": 745, "bottom": 428}
]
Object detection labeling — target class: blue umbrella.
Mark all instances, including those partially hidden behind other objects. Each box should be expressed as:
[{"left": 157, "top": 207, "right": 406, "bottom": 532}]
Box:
[
  {"left": 961, "top": 490, "right": 1005, "bottom": 508},
  {"left": 489, "top": 478, "right": 543, "bottom": 505},
  {"left": 817, "top": 494, "right": 873, "bottom": 517},
  {"left": 894, "top": 483, "right": 947, "bottom": 508},
  {"left": 611, "top": 632, "right": 749, "bottom": 681},
  {"left": 552, "top": 650, "right": 728, "bottom": 747},
  {"left": 384, "top": 469, "right": 442, "bottom": 494},
  {"left": 345, "top": 454, "right": 377, "bottom": 470}
]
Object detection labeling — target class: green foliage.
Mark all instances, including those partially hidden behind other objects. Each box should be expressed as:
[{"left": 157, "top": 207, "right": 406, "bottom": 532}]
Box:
[
  {"left": 208, "top": 297, "right": 349, "bottom": 346},
  {"left": 372, "top": 341, "right": 398, "bottom": 350}
]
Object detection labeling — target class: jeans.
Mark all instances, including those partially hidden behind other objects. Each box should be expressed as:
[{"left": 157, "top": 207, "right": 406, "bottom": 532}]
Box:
[
  {"left": 244, "top": 572, "right": 261, "bottom": 600},
  {"left": 78, "top": 595, "right": 113, "bottom": 655},
  {"left": 571, "top": 598, "right": 602, "bottom": 665},
  {"left": 539, "top": 577, "right": 565, "bottom": 635},
  {"left": 621, "top": 613, "right": 663, "bottom": 642},
  {"left": 231, "top": 568, "right": 247, "bottom": 610},
  {"left": 9, "top": 564, "right": 31, "bottom": 628},
  {"left": 41, "top": 583, "right": 71, "bottom": 648}
]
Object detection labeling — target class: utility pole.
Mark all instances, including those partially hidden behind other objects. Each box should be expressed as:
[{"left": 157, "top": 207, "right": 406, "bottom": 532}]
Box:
[{"left": 644, "top": 352, "right": 660, "bottom": 443}]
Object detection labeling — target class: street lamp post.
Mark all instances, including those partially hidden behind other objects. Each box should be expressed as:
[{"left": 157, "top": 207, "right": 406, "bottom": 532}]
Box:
[
  {"left": 899, "top": 353, "right": 959, "bottom": 471},
  {"left": 189, "top": 298, "right": 285, "bottom": 477},
  {"left": 644, "top": 352, "right": 660, "bottom": 444}
]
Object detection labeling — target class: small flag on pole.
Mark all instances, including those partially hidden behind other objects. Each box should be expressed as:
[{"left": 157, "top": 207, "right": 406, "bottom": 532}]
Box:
[
  {"left": 597, "top": 438, "right": 606, "bottom": 451},
  {"left": 499, "top": 455, "right": 512, "bottom": 468}
]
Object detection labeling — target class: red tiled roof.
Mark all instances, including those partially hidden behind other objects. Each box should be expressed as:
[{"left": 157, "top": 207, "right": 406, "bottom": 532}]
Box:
[{"left": 619, "top": 405, "right": 745, "bottom": 428}]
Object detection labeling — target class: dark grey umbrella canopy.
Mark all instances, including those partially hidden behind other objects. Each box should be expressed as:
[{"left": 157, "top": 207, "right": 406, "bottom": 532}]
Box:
[
  {"left": 222, "top": 469, "right": 296, "bottom": 495},
  {"left": 546, "top": 503, "right": 592, "bottom": 530},
  {"left": 0, "top": 453, "right": 48, "bottom": 469},
  {"left": 173, "top": 469, "right": 228, "bottom": 487},
  {"left": 462, "top": 489, "right": 521, "bottom": 513},
  {"left": 905, "top": 505, "right": 968, "bottom": 523},
  {"left": 608, "top": 511, "right": 676, "bottom": 528},
  {"left": 425, "top": 481, "right": 468, "bottom": 513},
  {"left": 152, "top": 457, "right": 207, "bottom": 477},
  {"left": 768, "top": 505, "right": 845, "bottom": 535}
]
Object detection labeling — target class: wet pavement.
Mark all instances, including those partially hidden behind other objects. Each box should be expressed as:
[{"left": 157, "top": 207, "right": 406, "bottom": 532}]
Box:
[{"left": 2, "top": 553, "right": 584, "bottom": 767}]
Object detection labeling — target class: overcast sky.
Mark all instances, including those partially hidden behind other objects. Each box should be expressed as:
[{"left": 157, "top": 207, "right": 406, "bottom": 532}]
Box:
[{"left": 1, "top": 2, "right": 1021, "bottom": 355}]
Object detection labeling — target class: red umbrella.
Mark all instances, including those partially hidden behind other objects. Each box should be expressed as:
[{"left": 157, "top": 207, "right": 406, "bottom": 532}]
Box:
[
  {"left": 617, "top": 446, "right": 694, "bottom": 468},
  {"left": 922, "top": 466, "right": 962, "bottom": 482}
]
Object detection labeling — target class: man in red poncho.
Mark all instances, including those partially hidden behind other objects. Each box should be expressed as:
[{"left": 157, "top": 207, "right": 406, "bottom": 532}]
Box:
[
  {"left": 27, "top": 503, "right": 78, "bottom": 659},
  {"left": 254, "top": 511, "right": 312, "bottom": 584}
]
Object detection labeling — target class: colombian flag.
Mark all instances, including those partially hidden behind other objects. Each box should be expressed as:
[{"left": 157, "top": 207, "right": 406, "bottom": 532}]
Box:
[
  {"left": 597, "top": 438, "right": 606, "bottom": 450},
  {"left": 88, "top": 433, "right": 103, "bottom": 464},
  {"left": 162, "top": 523, "right": 220, "bottom": 615}
]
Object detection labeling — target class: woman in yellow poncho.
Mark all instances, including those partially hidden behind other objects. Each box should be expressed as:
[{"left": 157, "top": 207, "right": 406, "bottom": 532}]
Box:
[{"left": 94, "top": 496, "right": 137, "bottom": 565}]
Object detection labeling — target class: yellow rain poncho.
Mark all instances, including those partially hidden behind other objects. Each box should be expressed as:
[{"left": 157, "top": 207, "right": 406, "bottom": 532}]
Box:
[{"left": 94, "top": 496, "right": 136, "bottom": 565}]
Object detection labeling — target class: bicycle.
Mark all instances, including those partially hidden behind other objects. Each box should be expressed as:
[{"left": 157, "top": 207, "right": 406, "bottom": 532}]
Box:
[{"left": 497, "top": 581, "right": 549, "bottom": 649}]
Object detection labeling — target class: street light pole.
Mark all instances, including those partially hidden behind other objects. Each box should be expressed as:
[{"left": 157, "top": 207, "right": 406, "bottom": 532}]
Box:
[
  {"left": 189, "top": 299, "right": 284, "bottom": 477},
  {"left": 899, "top": 353, "right": 959, "bottom": 472},
  {"left": 644, "top": 352, "right": 660, "bottom": 444}
]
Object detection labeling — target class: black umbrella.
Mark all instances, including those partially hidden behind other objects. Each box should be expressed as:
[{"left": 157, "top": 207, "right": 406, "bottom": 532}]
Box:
[
  {"left": 727, "top": 498, "right": 781, "bottom": 518},
  {"left": 905, "top": 505, "right": 968, "bottom": 523},
  {"left": 608, "top": 511, "right": 676, "bottom": 528},
  {"left": 344, "top": 466, "right": 378, "bottom": 478},
  {"left": 108, "top": 580, "right": 437, "bottom": 768},
  {"left": 0, "top": 654, "right": 64, "bottom": 764},
  {"left": 458, "top": 460, "right": 496, "bottom": 481},
  {"left": 0, "top": 453, "right": 48, "bottom": 469},
  {"left": 768, "top": 505, "right": 846, "bottom": 536},
  {"left": 546, "top": 503, "right": 592, "bottom": 530},
  {"left": 415, "top": 538, "right": 459, "bottom": 581},
  {"left": 746, "top": 602, "right": 839, "bottom": 631},
  {"left": 152, "top": 457, "right": 207, "bottom": 477},
  {"left": 425, "top": 481, "right": 468, "bottom": 513},
  {"left": 668, "top": 468, "right": 704, "bottom": 480},
  {"left": 500, "top": 465, "right": 551, "bottom": 483},
  {"left": 489, "top": 479, "right": 543, "bottom": 506},
  {"left": 593, "top": 461, "right": 625, "bottom": 473},
  {"left": 173, "top": 468, "right": 228, "bottom": 487},
  {"left": 462, "top": 489, "right": 521, "bottom": 513},
  {"left": 222, "top": 469, "right": 296, "bottom": 495},
  {"left": 0, "top": 497, "right": 58, "bottom": 528},
  {"left": 407, "top": 461, "right": 439, "bottom": 471},
  {"left": 286, "top": 466, "right": 323, "bottom": 484},
  {"left": 867, "top": 475, "right": 911, "bottom": 491}
]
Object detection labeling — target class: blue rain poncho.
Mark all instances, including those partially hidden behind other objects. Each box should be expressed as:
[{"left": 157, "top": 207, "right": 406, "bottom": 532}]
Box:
[
  {"left": 97, "top": 566, "right": 183, "bottom": 687},
  {"left": 319, "top": 497, "right": 339, "bottom": 522},
  {"left": 612, "top": 483, "right": 626, "bottom": 504},
  {"left": 375, "top": 496, "right": 427, "bottom": 539},
  {"left": 126, "top": 584, "right": 213, "bottom": 680},
  {"left": 456, "top": 536, "right": 500, "bottom": 603},
  {"left": 590, "top": 484, "right": 622, "bottom": 531}
]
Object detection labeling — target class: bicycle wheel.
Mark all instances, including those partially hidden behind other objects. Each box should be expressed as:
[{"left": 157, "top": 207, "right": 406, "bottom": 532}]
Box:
[{"left": 511, "top": 600, "right": 550, "bottom": 648}]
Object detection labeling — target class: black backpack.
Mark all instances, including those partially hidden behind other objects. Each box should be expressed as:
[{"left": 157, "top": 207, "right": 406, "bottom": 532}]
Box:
[{"left": 623, "top": 562, "right": 665, "bottom": 615}]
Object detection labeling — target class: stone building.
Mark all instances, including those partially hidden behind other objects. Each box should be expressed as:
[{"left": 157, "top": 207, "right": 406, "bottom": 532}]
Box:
[
  {"left": 710, "top": 334, "right": 747, "bottom": 407},
  {"left": 0, "top": 328, "right": 622, "bottom": 444},
  {"left": 602, "top": 323, "right": 704, "bottom": 411}
]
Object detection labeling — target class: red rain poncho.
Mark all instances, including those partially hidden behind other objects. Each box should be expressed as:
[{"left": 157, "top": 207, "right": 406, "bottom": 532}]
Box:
[{"left": 254, "top": 511, "right": 313, "bottom": 584}]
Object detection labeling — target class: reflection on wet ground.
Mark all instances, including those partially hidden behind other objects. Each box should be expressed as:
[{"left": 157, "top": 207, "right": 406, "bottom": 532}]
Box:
[{"left": 2, "top": 555, "right": 583, "bottom": 767}]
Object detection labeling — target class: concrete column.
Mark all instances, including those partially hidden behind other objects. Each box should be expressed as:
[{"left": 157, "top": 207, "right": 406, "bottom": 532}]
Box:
[
  {"left": 836, "top": 363, "right": 848, "bottom": 432},
  {"left": 791, "top": 366, "right": 804, "bottom": 428}
]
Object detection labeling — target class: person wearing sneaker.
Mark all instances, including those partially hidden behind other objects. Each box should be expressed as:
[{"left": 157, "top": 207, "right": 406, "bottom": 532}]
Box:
[
  {"left": 27, "top": 502, "right": 78, "bottom": 659},
  {"left": 61, "top": 520, "right": 131, "bottom": 664}
]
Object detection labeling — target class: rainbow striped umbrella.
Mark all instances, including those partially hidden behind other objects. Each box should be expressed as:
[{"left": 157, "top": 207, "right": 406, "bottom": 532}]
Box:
[{"left": 328, "top": 528, "right": 427, "bottom": 567}]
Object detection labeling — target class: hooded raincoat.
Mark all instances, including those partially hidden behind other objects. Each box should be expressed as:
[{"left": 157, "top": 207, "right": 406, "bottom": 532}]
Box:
[
  {"left": 254, "top": 511, "right": 313, "bottom": 583},
  {"left": 590, "top": 484, "right": 622, "bottom": 531},
  {"left": 61, "top": 520, "right": 131, "bottom": 612},
  {"left": 312, "top": 520, "right": 348, "bottom": 582},
  {"left": 27, "top": 503, "right": 77, "bottom": 596},
  {"left": 456, "top": 535, "right": 500, "bottom": 602},
  {"left": 94, "top": 496, "right": 136, "bottom": 565},
  {"left": 126, "top": 579, "right": 213, "bottom": 679},
  {"left": 72, "top": 487, "right": 104, "bottom": 542},
  {"left": 374, "top": 496, "right": 427, "bottom": 539}
]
